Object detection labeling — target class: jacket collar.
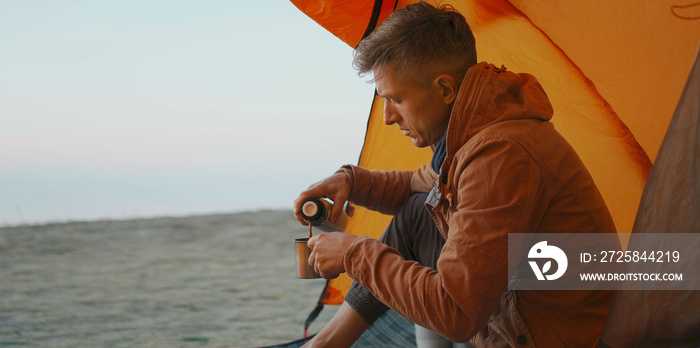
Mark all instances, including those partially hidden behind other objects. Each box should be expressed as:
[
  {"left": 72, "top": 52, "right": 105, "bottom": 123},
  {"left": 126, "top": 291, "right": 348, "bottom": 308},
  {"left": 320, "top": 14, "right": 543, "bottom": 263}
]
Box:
[{"left": 438, "top": 62, "right": 554, "bottom": 184}]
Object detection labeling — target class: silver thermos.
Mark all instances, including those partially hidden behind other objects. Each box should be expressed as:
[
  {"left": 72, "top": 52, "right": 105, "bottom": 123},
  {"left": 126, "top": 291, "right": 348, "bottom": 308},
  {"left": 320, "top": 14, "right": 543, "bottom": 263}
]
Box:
[{"left": 300, "top": 198, "right": 348, "bottom": 232}]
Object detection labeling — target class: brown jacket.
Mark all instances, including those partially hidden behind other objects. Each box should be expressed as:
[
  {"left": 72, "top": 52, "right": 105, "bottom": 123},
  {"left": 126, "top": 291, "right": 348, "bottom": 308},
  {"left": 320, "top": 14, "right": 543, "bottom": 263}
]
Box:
[{"left": 341, "top": 63, "right": 617, "bottom": 347}]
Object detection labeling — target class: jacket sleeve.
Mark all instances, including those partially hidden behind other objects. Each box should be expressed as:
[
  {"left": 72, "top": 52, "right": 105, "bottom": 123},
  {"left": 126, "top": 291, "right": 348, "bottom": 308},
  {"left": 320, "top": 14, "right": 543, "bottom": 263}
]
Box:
[
  {"left": 343, "top": 139, "right": 546, "bottom": 342},
  {"left": 339, "top": 164, "right": 437, "bottom": 215}
]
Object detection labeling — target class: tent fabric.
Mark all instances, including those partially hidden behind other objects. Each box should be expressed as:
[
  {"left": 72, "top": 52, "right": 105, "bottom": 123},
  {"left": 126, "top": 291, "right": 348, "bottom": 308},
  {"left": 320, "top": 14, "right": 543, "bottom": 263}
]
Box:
[
  {"left": 596, "top": 47, "right": 700, "bottom": 348},
  {"left": 290, "top": 0, "right": 397, "bottom": 48},
  {"left": 291, "top": 0, "right": 700, "bottom": 311}
]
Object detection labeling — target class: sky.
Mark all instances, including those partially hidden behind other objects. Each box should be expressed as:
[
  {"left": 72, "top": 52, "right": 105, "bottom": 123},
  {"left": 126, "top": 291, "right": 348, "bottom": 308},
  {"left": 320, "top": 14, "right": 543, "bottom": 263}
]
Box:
[{"left": 0, "top": 0, "right": 376, "bottom": 226}]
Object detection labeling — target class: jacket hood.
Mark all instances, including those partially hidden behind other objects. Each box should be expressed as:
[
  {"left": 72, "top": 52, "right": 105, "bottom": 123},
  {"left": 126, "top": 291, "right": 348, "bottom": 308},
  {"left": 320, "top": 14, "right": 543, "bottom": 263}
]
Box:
[{"left": 444, "top": 62, "right": 553, "bottom": 162}]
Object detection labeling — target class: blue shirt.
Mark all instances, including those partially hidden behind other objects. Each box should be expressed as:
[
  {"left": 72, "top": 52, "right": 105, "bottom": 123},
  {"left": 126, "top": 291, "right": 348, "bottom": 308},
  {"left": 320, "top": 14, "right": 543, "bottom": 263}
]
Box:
[{"left": 431, "top": 134, "right": 447, "bottom": 174}]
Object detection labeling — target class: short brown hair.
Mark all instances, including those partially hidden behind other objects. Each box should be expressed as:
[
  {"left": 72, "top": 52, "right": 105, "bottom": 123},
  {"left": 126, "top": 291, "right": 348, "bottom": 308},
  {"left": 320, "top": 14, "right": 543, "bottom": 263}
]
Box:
[{"left": 353, "top": 2, "right": 477, "bottom": 85}]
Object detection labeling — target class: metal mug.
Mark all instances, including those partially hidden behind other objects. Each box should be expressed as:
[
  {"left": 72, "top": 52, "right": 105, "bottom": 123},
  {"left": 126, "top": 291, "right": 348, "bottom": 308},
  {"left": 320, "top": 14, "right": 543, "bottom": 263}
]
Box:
[{"left": 294, "top": 237, "right": 321, "bottom": 279}]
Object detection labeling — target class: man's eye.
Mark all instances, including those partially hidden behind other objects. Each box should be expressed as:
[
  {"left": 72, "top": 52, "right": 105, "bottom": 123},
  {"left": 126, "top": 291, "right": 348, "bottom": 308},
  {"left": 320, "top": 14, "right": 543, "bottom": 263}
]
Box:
[{"left": 382, "top": 97, "right": 400, "bottom": 105}]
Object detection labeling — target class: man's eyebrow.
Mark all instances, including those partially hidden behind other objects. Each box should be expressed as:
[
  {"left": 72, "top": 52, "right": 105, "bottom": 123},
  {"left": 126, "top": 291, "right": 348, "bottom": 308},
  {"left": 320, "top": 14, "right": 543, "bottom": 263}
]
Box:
[{"left": 375, "top": 90, "right": 393, "bottom": 99}]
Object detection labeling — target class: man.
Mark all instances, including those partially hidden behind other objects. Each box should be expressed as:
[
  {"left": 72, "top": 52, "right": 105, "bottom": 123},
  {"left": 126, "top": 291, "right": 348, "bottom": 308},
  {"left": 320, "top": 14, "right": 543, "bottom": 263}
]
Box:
[{"left": 293, "top": 2, "right": 617, "bottom": 347}]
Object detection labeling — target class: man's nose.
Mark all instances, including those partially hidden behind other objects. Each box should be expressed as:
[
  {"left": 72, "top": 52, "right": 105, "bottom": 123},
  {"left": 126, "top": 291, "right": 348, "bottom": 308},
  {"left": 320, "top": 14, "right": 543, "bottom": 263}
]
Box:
[{"left": 383, "top": 101, "right": 400, "bottom": 125}]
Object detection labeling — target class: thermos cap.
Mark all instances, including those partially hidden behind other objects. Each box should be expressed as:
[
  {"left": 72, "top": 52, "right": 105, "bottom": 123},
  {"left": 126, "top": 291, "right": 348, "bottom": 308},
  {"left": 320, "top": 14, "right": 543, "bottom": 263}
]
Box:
[{"left": 302, "top": 201, "right": 319, "bottom": 217}]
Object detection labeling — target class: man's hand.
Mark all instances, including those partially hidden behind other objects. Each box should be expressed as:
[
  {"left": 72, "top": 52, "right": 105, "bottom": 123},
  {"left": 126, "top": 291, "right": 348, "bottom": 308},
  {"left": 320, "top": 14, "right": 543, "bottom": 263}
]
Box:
[
  {"left": 308, "top": 232, "right": 358, "bottom": 279},
  {"left": 294, "top": 172, "right": 351, "bottom": 226}
]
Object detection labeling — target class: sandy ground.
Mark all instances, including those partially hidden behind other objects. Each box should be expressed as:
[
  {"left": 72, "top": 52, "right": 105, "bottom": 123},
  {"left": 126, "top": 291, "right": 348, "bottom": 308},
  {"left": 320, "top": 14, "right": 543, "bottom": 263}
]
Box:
[{"left": 0, "top": 211, "right": 339, "bottom": 347}]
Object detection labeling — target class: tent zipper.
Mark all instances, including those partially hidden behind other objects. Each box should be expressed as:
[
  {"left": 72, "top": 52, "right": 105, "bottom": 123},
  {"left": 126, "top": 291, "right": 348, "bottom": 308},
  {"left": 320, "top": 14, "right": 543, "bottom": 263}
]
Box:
[{"left": 360, "top": 0, "right": 384, "bottom": 42}]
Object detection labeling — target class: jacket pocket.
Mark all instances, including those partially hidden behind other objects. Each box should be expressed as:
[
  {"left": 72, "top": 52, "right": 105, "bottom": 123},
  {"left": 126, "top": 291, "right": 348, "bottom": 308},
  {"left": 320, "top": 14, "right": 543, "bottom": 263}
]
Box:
[
  {"left": 474, "top": 291, "right": 560, "bottom": 348},
  {"left": 510, "top": 291, "right": 566, "bottom": 347}
]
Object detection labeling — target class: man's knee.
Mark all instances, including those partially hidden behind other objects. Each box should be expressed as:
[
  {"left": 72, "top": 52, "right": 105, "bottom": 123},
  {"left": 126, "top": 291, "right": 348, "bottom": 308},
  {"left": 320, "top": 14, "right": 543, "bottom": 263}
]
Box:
[
  {"left": 395, "top": 193, "right": 429, "bottom": 229},
  {"left": 380, "top": 193, "right": 436, "bottom": 260}
]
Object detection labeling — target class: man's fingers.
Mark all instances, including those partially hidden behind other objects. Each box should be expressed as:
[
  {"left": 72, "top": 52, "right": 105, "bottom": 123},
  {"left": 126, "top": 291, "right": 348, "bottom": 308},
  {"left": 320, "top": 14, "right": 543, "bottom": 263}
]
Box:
[
  {"left": 307, "top": 235, "right": 318, "bottom": 249},
  {"left": 307, "top": 248, "right": 316, "bottom": 268},
  {"left": 324, "top": 273, "right": 340, "bottom": 280},
  {"left": 319, "top": 272, "right": 337, "bottom": 280},
  {"left": 330, "top": 196, "right": 346, "bottom": 224}
]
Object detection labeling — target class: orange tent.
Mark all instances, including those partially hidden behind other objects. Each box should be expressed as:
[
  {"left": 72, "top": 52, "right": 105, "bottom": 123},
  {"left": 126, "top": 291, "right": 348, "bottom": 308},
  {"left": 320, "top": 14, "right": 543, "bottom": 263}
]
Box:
[{"left": 290, "top": 1, "right": 700, "bottom": 342}]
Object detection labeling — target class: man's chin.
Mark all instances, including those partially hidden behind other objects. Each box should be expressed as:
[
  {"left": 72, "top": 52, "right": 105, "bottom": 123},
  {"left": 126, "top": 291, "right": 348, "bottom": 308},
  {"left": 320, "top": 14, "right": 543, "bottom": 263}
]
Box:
[{"left": 411, "top": 139, "right": 430, "bottom": 148}]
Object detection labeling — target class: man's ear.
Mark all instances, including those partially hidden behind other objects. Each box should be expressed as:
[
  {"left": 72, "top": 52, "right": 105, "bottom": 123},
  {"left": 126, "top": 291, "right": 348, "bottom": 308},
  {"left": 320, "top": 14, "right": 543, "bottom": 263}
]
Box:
[{"left": 435, "top": 75, "right": 458, "bottom": 105}]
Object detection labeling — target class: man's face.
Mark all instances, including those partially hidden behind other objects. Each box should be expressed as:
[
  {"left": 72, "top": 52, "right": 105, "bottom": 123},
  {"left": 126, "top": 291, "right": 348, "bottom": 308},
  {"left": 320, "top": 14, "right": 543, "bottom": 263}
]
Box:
[{"left": 374, "top": 66, "right": 452, "bottom": 148}]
